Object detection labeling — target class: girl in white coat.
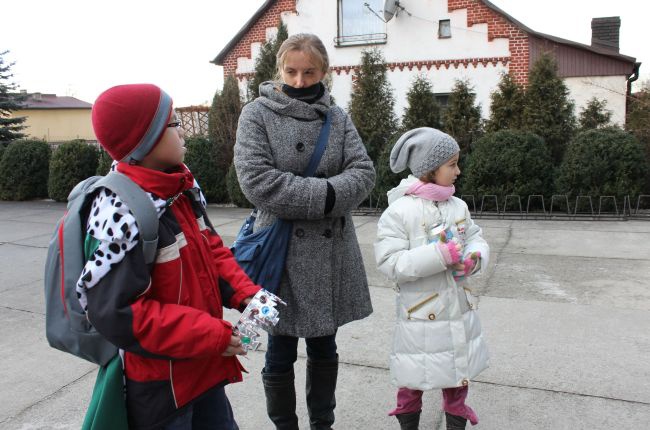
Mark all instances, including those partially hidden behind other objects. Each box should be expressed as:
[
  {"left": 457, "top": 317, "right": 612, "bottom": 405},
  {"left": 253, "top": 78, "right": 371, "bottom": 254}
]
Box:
[{"left": 374, "top": 128, "right": 490, "bottom": 430}]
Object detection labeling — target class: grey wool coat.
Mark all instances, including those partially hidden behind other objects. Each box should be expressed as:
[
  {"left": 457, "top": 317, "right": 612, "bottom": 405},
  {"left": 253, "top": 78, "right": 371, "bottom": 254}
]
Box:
[{"left": 234, "top": 81, "right": 376, "bottom": 338}]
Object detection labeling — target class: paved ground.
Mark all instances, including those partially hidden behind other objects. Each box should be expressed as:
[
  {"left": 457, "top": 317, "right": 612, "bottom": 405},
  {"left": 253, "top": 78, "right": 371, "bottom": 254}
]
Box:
[{"left": 1, "top": 200, "right": 649, "bottom": 429}]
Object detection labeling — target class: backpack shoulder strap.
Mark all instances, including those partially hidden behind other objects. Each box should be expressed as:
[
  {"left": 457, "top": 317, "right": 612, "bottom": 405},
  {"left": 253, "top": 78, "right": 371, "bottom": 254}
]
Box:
[{"left": 91, "top": 172, "right": 159, "bottom": 264}]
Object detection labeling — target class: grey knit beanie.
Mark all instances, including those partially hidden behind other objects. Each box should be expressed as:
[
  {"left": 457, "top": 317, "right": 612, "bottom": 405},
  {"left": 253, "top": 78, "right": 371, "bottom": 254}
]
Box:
[{"left": 389, "top": 127, "right": 460, "bottom": 177}]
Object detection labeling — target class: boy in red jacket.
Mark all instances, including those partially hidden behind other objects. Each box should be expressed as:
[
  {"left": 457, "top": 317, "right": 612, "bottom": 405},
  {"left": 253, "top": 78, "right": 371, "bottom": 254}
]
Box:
[{"left": 78, "top": 83, "right": 259, "bottom": 429}]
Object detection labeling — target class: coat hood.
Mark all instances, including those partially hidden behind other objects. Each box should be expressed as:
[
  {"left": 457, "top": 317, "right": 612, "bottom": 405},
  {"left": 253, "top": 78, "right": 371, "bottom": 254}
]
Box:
[
  {"left": 387, "top": 175, "right": 419, "bottom": 205},
  {"left": 257, "top": 81, "right": 331, "bottom": 120}
]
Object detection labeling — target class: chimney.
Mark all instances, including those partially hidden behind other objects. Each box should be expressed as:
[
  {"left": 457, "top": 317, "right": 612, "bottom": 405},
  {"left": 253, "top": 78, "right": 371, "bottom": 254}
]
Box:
[{"left": 591, "top": 16, "right": 620, "bottom": 52}]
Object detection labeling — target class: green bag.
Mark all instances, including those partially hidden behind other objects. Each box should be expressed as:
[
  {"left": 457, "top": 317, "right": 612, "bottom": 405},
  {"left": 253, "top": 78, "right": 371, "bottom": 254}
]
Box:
[{"left": 82, "top": 354, "right": 129, "bottom": 429}]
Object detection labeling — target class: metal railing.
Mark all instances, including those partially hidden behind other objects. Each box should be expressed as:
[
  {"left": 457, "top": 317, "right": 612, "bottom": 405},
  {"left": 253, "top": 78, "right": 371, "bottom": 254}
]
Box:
[
  {"left": 352, "top": 194, "right": 650, "bottom": 220},
  {"left": 459, "top": 194, "right": 650, "bottom": 220}
]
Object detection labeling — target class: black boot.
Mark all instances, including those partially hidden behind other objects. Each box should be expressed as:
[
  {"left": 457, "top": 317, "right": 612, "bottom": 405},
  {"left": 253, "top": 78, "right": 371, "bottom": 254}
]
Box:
[
  {"left": 395, "top": 411, "right": 421, "bottom": 430},
  {"left": 445, "top": 412, "right": 467, "bottom": 430},
  {"left": 306, "top": 356, "right": 338, "bottom": 430},
  {"left": 262, "top": 369, "right": 299, "bottom": 430}
]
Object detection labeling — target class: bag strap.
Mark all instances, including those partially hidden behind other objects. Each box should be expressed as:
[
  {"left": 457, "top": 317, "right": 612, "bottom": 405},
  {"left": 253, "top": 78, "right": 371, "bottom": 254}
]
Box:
[
  {"left": 186, "top": 188, "right": 218, "bottom": 234},
  {"left": 303, "top": 110, "right": 332, "bottom": 178},
  {"left": 248, "top": 110, "right": 332, "bottom": 218},
  {"left": 90, "top": 172, "right": 159, "bottom": 264}
]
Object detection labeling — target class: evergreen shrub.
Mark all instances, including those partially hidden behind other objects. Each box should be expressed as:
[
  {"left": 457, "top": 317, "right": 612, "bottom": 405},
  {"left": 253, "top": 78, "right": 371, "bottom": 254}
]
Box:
[
  {"left": 226, "top": 163, "right": 252, "bottom": 208},
  {"left": 462, "top": 130, "right": 554, "bottom": 206},
  {"left": 0, "top": 139, "right": 50, "bottom": 200},
  {"left": 556, "top": 128, "right": 647, "bottom": 204},
  {"left": 443, "top": 79, "right": 483, "bottom": 154},
  {"left": 348, "top": 48, "right": 398, "bottom": 165},
  {"left": 184, "top": 136, "right": 228, "bottom": 203},
  {"left": 208, "top": 74, "right": 242, "bottom": 203},
  {"left": 0, "top": 50, "right": 27, "bottom": 144},
  {"left": 401, "top": 75, "right": 441, "bottom": 131},
  {"left": 485, "top": 72, "right": 525, "bottom": 133},
  {"left": 372, "top": 135, "right": 407, "bottom": 209},
  {"left": 625, "top": 84, "right": 650, "bottom": 193},
  {"left": 247, "top": 22, "right": 288, "bottom": 99},
  {"left": 522, "top": 53, "right": 576, "bottom": 163},
  {"left": 96, "top": 148, "right": 114, "bottom": 175},
  {"left": 578, "top": 97, "right": 612, "bottom": 130},
  {"left": 48, "top": 140, "right": 99, "bottom": 202}
]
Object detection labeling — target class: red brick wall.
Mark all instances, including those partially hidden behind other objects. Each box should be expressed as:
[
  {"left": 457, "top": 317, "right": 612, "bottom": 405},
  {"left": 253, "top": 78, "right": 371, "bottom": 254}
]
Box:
[
  {"left": 448, "top": 0, "right": 529, "bottom": 84},
  {"left": 221, "top": 0, "right": 297, "bottom": 76}
]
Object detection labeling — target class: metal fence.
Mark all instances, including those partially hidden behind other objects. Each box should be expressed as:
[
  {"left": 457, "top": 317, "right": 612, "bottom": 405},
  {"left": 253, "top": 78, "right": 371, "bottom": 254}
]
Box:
[{"left": 352, "top": 194, "right": 650, "bottom": 220}]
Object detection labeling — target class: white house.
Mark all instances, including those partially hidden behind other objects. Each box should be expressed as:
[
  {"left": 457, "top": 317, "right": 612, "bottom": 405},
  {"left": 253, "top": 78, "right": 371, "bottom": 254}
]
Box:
[{"left": 212, "top": 0, "right": 639, "bottom": 126}]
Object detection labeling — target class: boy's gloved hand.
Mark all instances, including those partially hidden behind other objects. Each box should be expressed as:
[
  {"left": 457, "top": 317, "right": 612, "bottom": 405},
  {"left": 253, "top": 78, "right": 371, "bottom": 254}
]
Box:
[
  {"left": 452, "top": 251, "right": 481, "bottom": 281},
  {"left": 222, "top": 334, "right": 247, "bottom": 357},
  {"left": 434, "top": 232, "right": 462, "bottom": 266}
]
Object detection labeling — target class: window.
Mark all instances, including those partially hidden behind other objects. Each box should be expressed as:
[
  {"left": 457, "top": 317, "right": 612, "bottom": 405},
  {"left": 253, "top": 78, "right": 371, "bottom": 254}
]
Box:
[
  {"left": 336, "top": 0, "right": 387, "bottom": 47},
  {"left": 438, "top": 19, "right": 451, "bottom": 38},
  {"left": 434, "top": 93, "right": 451, "bottom": 111}
]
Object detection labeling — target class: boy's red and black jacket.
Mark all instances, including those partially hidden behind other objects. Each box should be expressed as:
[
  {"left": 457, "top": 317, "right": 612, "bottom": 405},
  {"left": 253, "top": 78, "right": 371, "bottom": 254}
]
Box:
[{"left": 82, "top": 162, "right": 260, "bottom": 429}]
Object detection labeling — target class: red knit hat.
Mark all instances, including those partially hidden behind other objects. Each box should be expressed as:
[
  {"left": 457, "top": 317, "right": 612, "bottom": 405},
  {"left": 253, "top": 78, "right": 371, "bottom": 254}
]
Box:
[{"left": 92, "top": 84, "right": 173, "bottom": 162}]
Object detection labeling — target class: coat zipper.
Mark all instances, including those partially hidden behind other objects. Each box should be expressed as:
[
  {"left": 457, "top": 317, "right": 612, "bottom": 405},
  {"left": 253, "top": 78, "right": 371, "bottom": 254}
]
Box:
[
  {"left": 406, "top": 293, "right": 439, "bottom": 319},
  {"left": 169, "top": 259, "right": 183, "bottom": 409}
]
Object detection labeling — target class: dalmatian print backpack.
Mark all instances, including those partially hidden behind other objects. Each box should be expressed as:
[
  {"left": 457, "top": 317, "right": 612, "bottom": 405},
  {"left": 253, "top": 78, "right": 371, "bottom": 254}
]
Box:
[{"left": 44, "top": 172, "right": 159, "bottom": 365}]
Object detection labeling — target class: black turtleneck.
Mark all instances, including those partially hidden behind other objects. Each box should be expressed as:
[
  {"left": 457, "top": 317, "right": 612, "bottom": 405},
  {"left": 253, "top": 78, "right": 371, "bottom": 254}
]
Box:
[{"left": 282, "top": 82, "right": 325, "bottom": 104}]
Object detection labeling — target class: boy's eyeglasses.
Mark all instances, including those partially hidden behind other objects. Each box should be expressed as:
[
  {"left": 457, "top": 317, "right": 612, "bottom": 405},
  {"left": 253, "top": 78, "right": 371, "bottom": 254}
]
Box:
[{"left": 167, "top": 121, "right": 181, "bottom": 128}]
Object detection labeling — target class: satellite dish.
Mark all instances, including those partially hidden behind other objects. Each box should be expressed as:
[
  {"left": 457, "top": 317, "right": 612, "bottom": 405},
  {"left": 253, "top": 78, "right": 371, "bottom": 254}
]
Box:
[{"left": 383, "top": 0, "right": 400, "bottom": 22}]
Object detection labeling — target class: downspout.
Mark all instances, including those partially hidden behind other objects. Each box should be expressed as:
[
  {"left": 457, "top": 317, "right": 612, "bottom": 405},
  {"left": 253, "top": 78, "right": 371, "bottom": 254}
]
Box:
[
  {"left": 627, "top": 61, "right": 641, "bottom": 95},
  {"left": 626, "top": 62, "right": 641, "bottom": 123}
]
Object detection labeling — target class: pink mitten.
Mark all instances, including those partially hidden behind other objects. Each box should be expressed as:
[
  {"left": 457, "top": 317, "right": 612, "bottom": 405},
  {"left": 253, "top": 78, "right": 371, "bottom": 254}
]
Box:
[
  {"left": 453, "top": 251, "right": 481, "bottom": 281},
  {"left": 436, "top": 240, "right": 462, "bottom": 266}
]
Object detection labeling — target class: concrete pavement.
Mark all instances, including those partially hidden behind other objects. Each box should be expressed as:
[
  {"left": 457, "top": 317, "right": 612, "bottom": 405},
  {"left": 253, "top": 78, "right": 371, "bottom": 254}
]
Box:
[{"left": 1, "top": 200, "right": 649, "bottom": 429}]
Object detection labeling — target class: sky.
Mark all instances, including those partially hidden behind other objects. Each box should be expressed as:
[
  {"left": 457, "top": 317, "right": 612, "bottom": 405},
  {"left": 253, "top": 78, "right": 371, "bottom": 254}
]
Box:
[{"left": 1, "top": 0, "right": 648, "bottom": 107}]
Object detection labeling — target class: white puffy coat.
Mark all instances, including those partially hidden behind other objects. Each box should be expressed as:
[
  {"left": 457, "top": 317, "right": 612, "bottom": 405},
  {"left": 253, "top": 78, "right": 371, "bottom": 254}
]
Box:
[{"left": 374, "top": 176, "right": 490, "bottom": 390}]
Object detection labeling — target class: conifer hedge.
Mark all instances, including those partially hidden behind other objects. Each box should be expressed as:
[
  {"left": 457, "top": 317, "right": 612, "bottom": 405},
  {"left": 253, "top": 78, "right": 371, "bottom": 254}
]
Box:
[
  {"left": 226, "top": 163, "right": 252, "bottom": 208},
  {"left": 462, "top": 130, "right": 554, "bottom": 204},
  {"left": 556, "top": 128, "right": 647, "bottom": 201},
  {"left": 0, "top": 139, "right": 50, "bottom": 200},
  {"left": 184, "top": 136, "right": 224, "bottom": 203},
  {"left": 48, "top": 140, "right": 99, "bottom": 202}
]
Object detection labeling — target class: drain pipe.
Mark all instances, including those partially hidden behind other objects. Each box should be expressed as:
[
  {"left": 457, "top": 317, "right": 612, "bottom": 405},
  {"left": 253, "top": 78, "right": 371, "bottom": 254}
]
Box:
[
  {"left": 627, "top": 61, "right": 641, "bottom": 95},
  {"left": 626, "top": 61, "right": 642, "bottom": 121}
]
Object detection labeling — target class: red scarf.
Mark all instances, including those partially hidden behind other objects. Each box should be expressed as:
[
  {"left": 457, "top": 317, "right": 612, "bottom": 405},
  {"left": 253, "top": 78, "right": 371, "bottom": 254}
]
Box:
[{"left": 116, "top": 162, "right": 195, "bottom": 199}]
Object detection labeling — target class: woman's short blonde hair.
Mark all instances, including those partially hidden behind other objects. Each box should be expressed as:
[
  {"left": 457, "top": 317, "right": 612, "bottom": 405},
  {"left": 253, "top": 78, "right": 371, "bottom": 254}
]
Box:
[{"left": 276, "top": 33, "right": 330, "bottom": 80}]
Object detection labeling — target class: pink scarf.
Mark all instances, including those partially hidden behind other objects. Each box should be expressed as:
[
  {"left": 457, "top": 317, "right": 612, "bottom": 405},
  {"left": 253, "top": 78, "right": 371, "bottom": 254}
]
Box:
[{"left": 405, "top": 180, "right": 455, "bottom": 202}]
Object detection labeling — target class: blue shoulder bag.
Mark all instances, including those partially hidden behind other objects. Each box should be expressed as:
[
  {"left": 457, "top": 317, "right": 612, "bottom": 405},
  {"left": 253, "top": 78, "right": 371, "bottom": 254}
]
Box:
[{"left": 231, "top": 111, "right": 332, "bottom": 294}]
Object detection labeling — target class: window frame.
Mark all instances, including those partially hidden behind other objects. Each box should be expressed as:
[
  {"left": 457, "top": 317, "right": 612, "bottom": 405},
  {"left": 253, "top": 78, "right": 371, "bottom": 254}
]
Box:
[
  {"left": 335, "top": 0, "right": 388, "bottom": 48},
  {"left": 438, "top": 19, "right": 451, "bottom": 39},
  {"left": 434, "top": 92, "right": 452, "bottom": 111}
]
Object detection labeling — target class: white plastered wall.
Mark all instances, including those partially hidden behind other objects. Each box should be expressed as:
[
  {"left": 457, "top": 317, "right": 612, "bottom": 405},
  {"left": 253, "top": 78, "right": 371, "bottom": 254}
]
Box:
[
  {"left": 331, "top": 62, "right": 508, "bottom": 118},
  {"left": 564, "top": 75, "right": 628, "bottom": 126},
  {"left": 232, "top": 0, "right": 629, "bottom": 125},
  {"left": 237, "top": 1, "right": 510, "bottom": 118}
]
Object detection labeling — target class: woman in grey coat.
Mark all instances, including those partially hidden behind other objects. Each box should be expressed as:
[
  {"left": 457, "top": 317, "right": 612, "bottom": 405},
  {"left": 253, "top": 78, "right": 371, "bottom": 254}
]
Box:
[{"left": 234, "top": 33, "right": 375, "bottom": 430}]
